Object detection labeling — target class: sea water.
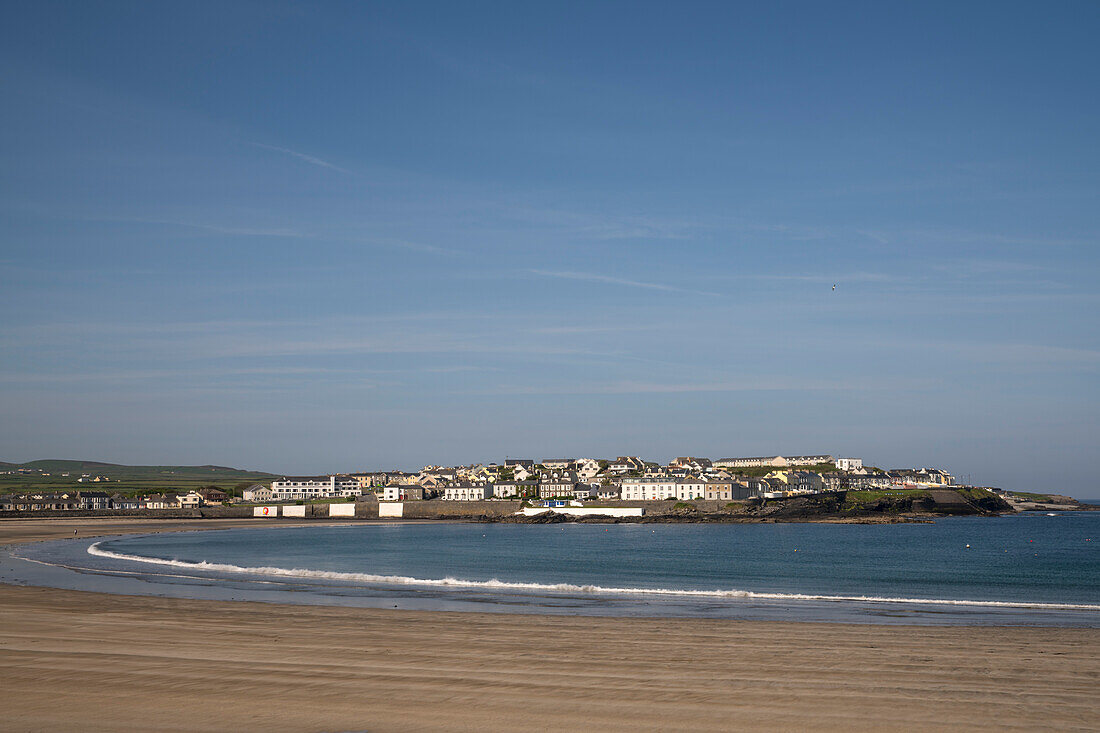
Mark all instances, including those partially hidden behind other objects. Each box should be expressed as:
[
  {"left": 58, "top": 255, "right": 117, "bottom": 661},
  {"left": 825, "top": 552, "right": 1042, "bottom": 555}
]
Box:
[{"left": 6, "top": 512, "right": 1100, "bottom": 625}]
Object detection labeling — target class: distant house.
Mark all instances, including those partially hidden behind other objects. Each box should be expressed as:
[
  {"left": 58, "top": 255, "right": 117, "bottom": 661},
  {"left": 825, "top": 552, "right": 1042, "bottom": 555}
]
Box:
[
  {"left": 141, "top": 494, "right": 178, "bottom": 509},
  {"left": 196, "top": 487, "right": 228, "bottom": 504},
  {"left": 111, "top": 495, "right": 140, "bottom": 510},
  {"left": 382, "top": 485, "right": 425, "bottom": 501},
  {"left": 744, "top": 478, "right": 770, "bottom": 497},
  {"left": 596, "top": 485, "right": 620, "bottom": 501},
  {"left": 492, "top": 481, "right": 535, "bottom": 499},
  {"left": 242, "top": 484, "right": 273, "bottom": 502},
  {"left": 541, "top": 459, "right": 575, "bottom": 470},
  {"left": 419, "top": 468, "right": 456, "bottom": 484},
  {"left": 763, "top": 478, "right": 788, "bottom": 496},
  {"left": 538, "top": 476, "right": 577, "bottom": 499},
  {"left": 504, "top": 459, "right": 535, "bottom": 469},
  {"left": 621, "top": 476, "right": 706, "bottom": 501},
  {"left": 471, "top": 465, "right": 501, "bottom": 482},
  {"left": 78, "top": 491, "right": 111, "bottom": 510},
  {"left": 621, "top": 477, "right": 677, "bottom": 501},
  {"left": 703, "top": 478, "right": 733, "bottom": 501},
  {"left": 672, "top": 457, "right": 713, "bottom": 471},
  {"left": 835, "top": 458, "right": 864, "bottom": 472},
  {"left": 676, "top": 476, "right": 706, "bottom": 500},
  {"left": 789, "top": 471, "right": 825, "bottom": 494},
  {"left": 609, "top": 456, "right": 645, "bottom": 474},
  {"left": 177, "top": 492, "right": 203, "bottom": 508},
  {"left": 443, "top": 483, "right": 492, "bottom": 501},
  {"left": 348, "top": 473, "right": 382, "bottom": 489},
  {"left": 572, "top": 484, "right": 597, "bottom": 500},
  {"left": 575, "top": 459, "right": 602, "bottom": 481}
]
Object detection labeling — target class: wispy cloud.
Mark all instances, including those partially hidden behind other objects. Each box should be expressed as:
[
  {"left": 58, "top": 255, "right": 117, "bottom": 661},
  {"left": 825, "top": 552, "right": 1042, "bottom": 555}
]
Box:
[
  {"left": 76, "top": 214, "right": 309, "bottom": 238},
  {"left": 149, "top": 219, "right": 306, "bottom": 237},
  {"left": 476, "top": 377, "right": 898, "bottom": 396},
  {"left": 745, "top": 271, "right": 896, "bottom": 285},
  {"left": 499, "top": 205, "right": 699, "bottom": 241},
  {"left": 250, "top": 142, "right": 352, "bottom": 174},
  {"left": 0, "top": 366, "right": 360, "bottom": 385},
  {"left": 367, "top": 237, "right": 465, "bottom": 257},
  {"left": 531, "top": 324, "right": 661, "bottom": 335},
  {"left": 528, "top": 269, "right": 719, "bottom": 296}
]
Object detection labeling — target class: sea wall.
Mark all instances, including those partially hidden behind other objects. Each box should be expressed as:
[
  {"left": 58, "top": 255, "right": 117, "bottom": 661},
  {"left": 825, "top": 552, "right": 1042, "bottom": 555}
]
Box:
[{"left": 0, "top": 498, "right": 737, "bottom": 521}]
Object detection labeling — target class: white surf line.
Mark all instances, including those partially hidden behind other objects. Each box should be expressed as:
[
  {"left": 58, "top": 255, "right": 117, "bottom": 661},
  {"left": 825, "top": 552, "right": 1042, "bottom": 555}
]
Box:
[
  {"left": 8, "top": 549, "right": 289, "bottom": 586},
  {"left": 87, "top": 542, "right": 1100, "bottom": 612}
]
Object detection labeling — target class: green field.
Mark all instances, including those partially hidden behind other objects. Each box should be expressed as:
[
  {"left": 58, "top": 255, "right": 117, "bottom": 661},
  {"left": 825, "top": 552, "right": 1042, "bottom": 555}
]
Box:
[
  {"left": 954, "top": 487, "right": 1000, "bottom": 501},
  {"left": 1005, "top": 491, "right": 1055, "bottom": 502},
  {"left": 0, "top": 460, "right": 277, "bottom": 495},
  {"left": 843, "top": 488, "right": 932, "bottom": 508}
]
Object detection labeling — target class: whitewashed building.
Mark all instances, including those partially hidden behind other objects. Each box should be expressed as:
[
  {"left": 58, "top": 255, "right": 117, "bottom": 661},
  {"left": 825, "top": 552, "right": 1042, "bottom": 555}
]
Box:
[
  {"left": 177, "top": 491, "right": 203, "bottom": 508},
  {"left": 715, "top": 455, "right": 833, "bottom": 469},
  {"left": 835, "top": 457, "right": 864, "bottom": 471},
  {"left": 621, "top": 477, "right": 676, "bottom": 501},
  {"left": 575, "top": 459, "right": 602, "bottom": 481},
  {"left": 382, "top": 486, "right": 425, "bottom": 501},
  {"left": 443, "top": 484, "right": 492, "bottom": 501},
  {"left": 677, "top": 477, "right": 706, "bottom": 500},
  {"left": 271, "top": 476, "right": 360, "bottom": 501},
  {"left": 621, "top": 476, "right": 708, "bottom": 501}
]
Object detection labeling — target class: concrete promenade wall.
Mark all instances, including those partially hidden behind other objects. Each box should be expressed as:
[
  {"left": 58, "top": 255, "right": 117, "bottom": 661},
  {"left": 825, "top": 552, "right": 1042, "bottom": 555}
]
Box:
[
  {"left": 367, "top": 500, "right": 523, "bottom": 519},
  {"left": 363, "top": 499, "right": 735, "bottom": 518},
  {"left": 0, "top": 498, "right": 740, "bottom": 521}
]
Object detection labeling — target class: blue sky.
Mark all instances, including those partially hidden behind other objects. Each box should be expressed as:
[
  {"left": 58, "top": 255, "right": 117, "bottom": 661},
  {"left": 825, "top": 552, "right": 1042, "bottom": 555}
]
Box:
[{"left": 1, "top": 1, "right": 1097, "bottom": 493}]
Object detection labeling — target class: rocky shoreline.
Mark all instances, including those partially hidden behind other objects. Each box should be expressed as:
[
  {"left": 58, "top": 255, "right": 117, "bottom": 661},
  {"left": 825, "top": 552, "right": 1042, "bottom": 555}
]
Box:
[{"left": 491, "top": 489, "right": 1015, "bottom": 524}]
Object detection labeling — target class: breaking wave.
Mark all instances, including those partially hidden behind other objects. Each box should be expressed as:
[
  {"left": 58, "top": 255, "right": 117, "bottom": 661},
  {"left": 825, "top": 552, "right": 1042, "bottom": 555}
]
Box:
[{"left": 87, "top": 542, "right": 1100, "bottom": 612}]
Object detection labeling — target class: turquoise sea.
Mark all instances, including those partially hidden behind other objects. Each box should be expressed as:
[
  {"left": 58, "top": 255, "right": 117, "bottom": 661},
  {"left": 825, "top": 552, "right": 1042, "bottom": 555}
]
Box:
[{"left": 5, "top": 512, "right": 1099, "bottom": 626}]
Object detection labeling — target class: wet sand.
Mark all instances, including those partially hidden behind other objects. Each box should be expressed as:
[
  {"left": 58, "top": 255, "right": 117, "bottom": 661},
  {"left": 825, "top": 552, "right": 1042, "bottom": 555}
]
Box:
[{"left": 1, "top": 518, "right": 1098, "bottom": 732}]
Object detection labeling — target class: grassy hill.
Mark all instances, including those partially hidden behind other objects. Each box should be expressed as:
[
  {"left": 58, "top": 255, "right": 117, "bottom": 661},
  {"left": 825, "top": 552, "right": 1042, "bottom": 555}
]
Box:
[{"left": 0, "top": 460, "right": 277, "bottom": 494}]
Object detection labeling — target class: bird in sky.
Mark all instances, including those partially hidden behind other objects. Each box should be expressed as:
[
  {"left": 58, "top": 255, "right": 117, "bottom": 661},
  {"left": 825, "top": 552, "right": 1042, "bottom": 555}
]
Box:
[{"left": 832, "top": 284, "right": 836, "bottom": 291}]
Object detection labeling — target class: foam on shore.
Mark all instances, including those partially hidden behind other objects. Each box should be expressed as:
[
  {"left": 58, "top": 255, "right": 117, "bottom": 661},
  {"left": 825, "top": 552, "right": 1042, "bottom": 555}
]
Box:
[{"left": 88, "top": 542, "right": 1100, "bottom": 612}]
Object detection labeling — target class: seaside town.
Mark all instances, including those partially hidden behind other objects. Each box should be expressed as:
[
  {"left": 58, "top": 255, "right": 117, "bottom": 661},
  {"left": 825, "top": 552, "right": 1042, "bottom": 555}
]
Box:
[{"left": 0, "top": 454, "right": 994, "bottom": 512}]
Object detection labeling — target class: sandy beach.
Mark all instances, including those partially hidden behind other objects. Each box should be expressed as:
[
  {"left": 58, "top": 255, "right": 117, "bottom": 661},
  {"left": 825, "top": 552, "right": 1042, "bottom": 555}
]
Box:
[{"left": 2, "top": 519, "right": 1098, "bottom": 732}]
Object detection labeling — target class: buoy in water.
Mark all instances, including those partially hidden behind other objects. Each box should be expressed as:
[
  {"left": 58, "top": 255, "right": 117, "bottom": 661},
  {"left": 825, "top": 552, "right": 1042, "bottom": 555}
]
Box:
[{"left": 966, "top": 544, "right": 970, "bottom": 548}]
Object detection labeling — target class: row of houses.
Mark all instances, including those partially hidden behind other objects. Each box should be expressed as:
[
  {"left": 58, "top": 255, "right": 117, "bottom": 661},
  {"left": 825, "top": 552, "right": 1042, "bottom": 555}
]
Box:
[
  {"left": 713, "top": 455, "right": 836, "bottom": 469},
  {"left": 333, "top": 455, "right": 869, "bottom": 491},
  {"left": 255, "top": 459, "right": 955, "bottom": 504},
  {"left": 0, "top": 488, "right": 232, "bottom": 512},
  {"left": 406, "top": 466, "right": 955, "bottom": 502}
]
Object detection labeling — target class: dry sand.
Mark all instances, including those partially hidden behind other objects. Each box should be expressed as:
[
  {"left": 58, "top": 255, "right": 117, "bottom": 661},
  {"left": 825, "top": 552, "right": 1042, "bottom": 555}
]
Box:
[{"left": 1, "top": 518, "right": 1098, "bottom": 732}]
